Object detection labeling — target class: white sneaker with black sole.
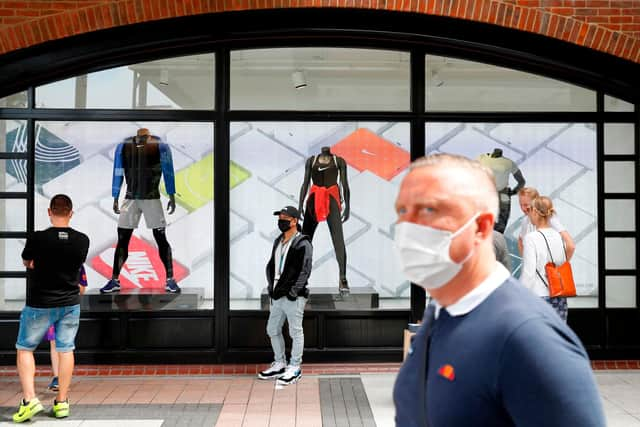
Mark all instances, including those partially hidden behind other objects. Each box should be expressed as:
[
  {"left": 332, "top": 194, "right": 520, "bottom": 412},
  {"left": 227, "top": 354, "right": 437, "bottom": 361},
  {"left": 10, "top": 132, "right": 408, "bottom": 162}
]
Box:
[
  {"left": 277, "top": 365, "right": 302, "bottom": 386},
  {"left": 258, "top": 361, "right": 286, "bottom": 380}
]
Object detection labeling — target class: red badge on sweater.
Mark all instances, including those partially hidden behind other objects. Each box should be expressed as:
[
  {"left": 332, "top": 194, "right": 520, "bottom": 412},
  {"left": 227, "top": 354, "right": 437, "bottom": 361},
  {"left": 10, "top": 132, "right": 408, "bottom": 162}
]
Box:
[{"left": 438, "top": 364, "right": 455, "bottom": 381}]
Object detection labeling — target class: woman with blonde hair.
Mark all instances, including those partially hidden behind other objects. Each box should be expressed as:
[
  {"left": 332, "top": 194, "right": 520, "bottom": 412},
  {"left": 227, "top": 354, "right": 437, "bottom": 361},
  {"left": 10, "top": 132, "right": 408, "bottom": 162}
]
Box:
[
  {"left": 520, "top": 196, "right": 569, "bottom": 321},
  {"left": 517, "top": 187, "right": 575, "bottom": 260}
]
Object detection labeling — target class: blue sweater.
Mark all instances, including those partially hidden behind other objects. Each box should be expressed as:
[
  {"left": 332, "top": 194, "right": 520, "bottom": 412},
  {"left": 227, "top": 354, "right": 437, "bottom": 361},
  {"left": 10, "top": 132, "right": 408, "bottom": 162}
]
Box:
[{"left": 393, "top": 278, "right": 605, "bottom": 427}]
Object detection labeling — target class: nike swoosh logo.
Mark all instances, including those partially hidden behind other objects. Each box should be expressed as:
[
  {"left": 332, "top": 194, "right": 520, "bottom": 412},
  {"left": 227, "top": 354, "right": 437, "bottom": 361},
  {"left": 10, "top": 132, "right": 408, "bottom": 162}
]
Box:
[
  {"left": 318, "top": 166, "right": 331, "bottom": 171},
  {"left": 361, "top": 149, "right": 376, "bottom": 156}
]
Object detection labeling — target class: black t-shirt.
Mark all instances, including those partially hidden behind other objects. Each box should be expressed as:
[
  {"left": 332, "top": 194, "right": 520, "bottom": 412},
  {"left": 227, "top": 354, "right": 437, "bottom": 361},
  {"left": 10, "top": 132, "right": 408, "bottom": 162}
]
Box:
[{"left": 22, "top": 227, "right": 90, "bottom": 308}]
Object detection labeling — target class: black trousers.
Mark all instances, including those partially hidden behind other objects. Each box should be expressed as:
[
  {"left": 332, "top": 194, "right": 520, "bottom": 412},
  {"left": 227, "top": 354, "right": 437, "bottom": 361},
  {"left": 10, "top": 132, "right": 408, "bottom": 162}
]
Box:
[{"left": 302, "top": 194, "right": 347, "bottom": 280}]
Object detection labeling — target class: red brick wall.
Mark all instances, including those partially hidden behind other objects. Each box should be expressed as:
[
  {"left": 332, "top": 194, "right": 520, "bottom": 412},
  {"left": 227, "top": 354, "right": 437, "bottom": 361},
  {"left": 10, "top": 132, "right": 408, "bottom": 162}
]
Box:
[{"left": 0, "top": 0, "right": 638, "bottom": 63}]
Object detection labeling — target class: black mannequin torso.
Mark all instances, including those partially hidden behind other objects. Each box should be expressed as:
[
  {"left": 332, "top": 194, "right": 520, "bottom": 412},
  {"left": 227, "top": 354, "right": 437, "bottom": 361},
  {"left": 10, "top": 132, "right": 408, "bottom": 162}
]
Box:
[{"left": 311, "top": 149, "right": 339, "bottom": 187}]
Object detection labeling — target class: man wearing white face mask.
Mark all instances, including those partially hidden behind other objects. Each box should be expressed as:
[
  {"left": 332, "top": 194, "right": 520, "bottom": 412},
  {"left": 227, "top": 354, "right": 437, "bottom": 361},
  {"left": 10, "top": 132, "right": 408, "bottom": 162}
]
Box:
[{"left": 392, "top": 154, "right": 604, "bottom": 427}]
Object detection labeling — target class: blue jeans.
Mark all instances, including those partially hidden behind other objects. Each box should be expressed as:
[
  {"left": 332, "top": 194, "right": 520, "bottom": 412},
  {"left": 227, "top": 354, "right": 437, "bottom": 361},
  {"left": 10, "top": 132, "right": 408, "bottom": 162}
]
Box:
[
  {"left": 266, "top": 297, "right": 306, "bottom": 367},
  {"left": 542, "top": 296, "right": 568, "bottom": 323},
  {"left": 16, "top": 305, "right": 80, "bottom": 352}
]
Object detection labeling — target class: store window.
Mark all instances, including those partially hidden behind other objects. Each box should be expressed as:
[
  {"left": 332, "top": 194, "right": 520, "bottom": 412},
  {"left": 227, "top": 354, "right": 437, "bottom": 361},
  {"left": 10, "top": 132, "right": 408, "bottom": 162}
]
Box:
[
  {"left": 425, "top": 56, "right": 596, "bottom": 112},
  {"left": 605, "top": 95, "right": 634, "bottom": 112},
  {"left": 426, "top": 122, "right": 598, "bottom": 307},
  {"left": 1, "top": 119, "right": 28, "bottom": 311},
  {"left": 230, "top": 121, "right": 410, "bottom": 310},
  {"left": 0, "top": 91, "right": 28, "bottom": 108},
  {"left": 31, "top": 121, "right": 214, "bottom": 311},
  {"left": 231, "top": 48, "right": 410, "bottom": 111},
  {"left": 36, "top": 54, "right": 215, "bottom": 110},
  {"left": 1, "top": 120, "right": 28, "bottom": 191}
]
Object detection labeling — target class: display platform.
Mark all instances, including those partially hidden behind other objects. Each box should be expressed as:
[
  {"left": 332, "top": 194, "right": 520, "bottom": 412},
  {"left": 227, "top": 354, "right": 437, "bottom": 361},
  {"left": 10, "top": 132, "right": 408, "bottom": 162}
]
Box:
[
  {"left": 81, "top": 288, "right": 204, "bottom": 311},
  {"left": 260, "top": 286, "right": 379, "bottom": 310}
]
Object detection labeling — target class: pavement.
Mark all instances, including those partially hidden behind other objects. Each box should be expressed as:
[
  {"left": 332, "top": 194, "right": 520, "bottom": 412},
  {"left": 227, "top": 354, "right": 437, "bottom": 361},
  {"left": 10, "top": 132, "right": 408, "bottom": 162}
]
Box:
[{"left": 0, "top": 365, "right": 638, "bottom": 426}]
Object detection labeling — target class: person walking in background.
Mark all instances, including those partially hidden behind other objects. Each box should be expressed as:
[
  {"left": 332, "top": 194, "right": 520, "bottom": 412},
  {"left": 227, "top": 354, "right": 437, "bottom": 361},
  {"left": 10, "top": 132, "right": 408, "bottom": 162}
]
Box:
[
  {"left": 520, "top": 196, "right": 570, "bottom": 322},
  {"left": 492, "top": 230, "right": 511, "bottom": 272},
  {"left": 518, "top": 187, "right": 575, "bottom": 260},
  {"left": 45, "top": 265, "right": 88, "bottom": 392},
  {"left": 258, "top": 206, "right": 312, "bottom": 386},
  {"left": 14, "top": 194, "right": 89, "bottom": 423},
  {"left": 392, "top": 154, "right": 604, "bottom": 427}
]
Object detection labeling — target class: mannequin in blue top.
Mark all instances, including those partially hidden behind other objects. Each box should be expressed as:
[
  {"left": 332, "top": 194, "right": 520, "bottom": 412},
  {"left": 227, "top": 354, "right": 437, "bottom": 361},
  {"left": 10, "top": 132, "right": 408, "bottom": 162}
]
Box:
[
  {"left": 100, "top": 128, "right": 180, "bottom": 294},
  {"left": 392, "top": 153, "right": 604, "bottom": 427}
]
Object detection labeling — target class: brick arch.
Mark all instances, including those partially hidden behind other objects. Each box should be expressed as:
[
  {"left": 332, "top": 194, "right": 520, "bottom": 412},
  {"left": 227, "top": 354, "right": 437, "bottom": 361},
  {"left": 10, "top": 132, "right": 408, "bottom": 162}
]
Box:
[{"left": 0, "top": 0, "right": 638, "bottom": 63}]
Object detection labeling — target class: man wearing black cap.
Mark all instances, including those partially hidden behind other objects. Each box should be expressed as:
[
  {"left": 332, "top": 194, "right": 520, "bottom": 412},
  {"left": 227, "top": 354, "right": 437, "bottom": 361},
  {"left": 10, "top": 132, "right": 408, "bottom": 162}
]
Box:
[{"left": 258, "top": 206, "right": 313, "bottom": 386}]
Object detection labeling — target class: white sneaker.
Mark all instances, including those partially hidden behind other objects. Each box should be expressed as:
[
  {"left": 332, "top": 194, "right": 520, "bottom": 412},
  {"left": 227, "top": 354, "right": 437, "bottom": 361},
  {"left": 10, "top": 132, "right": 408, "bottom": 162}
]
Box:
[
  {"left": 258, "top": 361, "right": 286, "bottom": 380},
  {"left": 277, "top": 365, "right": 302, "bottom": 385}
]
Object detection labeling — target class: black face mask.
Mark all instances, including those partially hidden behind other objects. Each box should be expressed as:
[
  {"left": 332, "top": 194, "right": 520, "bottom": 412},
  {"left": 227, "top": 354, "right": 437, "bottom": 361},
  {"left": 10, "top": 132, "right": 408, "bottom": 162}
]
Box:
[{"left": 278, "top": 219, "right": 292, "bottom": 232}]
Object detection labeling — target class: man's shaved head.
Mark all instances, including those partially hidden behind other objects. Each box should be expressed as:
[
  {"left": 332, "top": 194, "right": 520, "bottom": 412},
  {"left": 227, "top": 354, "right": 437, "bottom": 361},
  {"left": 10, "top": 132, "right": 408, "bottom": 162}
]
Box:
[{"left": 410, "top": 153, "right": 499, "bottom": 218}]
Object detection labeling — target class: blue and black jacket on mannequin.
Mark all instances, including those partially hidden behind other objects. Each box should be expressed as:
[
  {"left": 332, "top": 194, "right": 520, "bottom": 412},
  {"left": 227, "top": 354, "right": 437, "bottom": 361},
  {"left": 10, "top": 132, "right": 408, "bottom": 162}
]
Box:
[{"left": 112, "top": 135, "right": 176, "bottom": 200}]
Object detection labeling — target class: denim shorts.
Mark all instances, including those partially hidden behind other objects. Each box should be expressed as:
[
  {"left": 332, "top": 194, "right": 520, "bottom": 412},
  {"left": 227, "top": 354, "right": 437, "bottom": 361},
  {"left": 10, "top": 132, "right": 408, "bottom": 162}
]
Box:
[{"left": 16, "top": 305, "right": 80, "bottom": 352}]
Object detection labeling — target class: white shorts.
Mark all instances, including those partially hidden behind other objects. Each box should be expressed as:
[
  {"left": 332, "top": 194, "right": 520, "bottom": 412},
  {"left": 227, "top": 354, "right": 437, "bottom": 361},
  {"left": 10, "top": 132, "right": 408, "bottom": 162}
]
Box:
[{"left": 118, "top": 199, "right": 166, "bottom": 229}]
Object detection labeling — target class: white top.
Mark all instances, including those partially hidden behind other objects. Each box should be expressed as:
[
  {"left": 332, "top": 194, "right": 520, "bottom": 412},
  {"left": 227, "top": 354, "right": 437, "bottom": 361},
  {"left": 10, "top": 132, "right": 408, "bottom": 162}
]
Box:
[
  {"left": 274, "top": 232, "right": 299, "bottom": 282},
  {"left": 519, "top": 215, "right": 566, "bottom": 239},
  {"left": 477, "top": 154, "right": 518, "bottom": 191},
  {"left": 433, "top": 262, "right": 511, "bottom": 319},
  {"left": 520, "top": 228, "right": 567, "bottom": 297}
]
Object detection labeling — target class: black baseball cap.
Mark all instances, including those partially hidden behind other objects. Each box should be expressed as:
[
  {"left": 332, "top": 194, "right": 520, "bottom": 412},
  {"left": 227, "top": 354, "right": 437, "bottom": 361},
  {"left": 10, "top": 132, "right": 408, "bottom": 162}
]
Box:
[{"left": 273, "top": 206, "right": 300, "bottom": 219}]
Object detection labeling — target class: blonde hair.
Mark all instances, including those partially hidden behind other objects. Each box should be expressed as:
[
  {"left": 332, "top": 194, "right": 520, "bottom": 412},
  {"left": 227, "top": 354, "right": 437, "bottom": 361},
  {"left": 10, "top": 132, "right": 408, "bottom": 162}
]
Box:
[
  {"left": 411, "top": 153, "right": 499, "bottom": 217},
  {"left": 518, "top": 187, "right": 539, "bottom": 199},
  {"left": 531, "top": 196, "right": 555, "bottom": 218}
]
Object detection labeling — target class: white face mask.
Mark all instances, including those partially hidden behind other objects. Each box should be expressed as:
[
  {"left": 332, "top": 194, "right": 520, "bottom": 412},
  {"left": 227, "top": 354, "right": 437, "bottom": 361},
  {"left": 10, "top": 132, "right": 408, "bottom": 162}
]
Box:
[{"left": 393, "top": 213, "right": 479, "bottom": 290}]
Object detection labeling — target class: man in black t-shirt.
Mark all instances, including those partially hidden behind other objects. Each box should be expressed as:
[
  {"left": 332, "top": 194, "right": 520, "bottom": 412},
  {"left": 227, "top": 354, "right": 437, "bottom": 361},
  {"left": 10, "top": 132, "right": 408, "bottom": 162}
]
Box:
[{"left": 13, "top": 194, "right": 89, "bottom": 423}]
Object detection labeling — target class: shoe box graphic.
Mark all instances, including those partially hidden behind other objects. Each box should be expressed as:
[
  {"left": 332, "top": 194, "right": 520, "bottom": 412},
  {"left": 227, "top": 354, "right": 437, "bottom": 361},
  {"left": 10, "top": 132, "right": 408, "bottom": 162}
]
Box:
[
  {"left": 331, "top": 128, "right": 410, "bottom": 181},
  {"left": 92, "top": 235, "right": 189, "bottom": 289},
  {"left": 6, "top": 124, "right": 81, "bottom": 186},
  {"left": 161, "top": 152, "right": 251, "bottom": 212}
]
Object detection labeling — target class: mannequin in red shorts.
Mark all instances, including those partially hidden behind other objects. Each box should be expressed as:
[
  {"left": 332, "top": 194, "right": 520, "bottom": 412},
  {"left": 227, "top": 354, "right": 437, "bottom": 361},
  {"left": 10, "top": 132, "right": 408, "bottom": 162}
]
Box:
[{"left": 299, "top": 146, "right": 351, "bottom": 295}]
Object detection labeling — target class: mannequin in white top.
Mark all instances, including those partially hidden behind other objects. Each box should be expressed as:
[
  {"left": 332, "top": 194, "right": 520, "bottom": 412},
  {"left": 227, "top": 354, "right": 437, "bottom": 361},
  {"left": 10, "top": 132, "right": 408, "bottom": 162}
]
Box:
[
  {"left": 520, "top": 196, "right": 569, "bottom": 322},
  {"left": 517, "top": 187, "right": 575, "bottom": 261},
  {"left": 477, "top": 148, "right": 525, "bottom": 233}
]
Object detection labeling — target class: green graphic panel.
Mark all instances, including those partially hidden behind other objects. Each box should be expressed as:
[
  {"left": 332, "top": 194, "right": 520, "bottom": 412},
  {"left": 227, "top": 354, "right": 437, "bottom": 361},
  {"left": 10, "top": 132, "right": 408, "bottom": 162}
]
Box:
[{"left": 162, "top": 153, "right": 251, "bottom": 211}]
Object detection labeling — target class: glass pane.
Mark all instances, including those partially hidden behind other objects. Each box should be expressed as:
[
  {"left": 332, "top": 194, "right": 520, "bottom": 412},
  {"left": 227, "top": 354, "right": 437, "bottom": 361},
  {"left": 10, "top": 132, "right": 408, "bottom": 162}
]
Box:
[
  {"left": 605, "top": 95, "right": 634, "bottom": 112},
  {"left": 604, "top": 123, "right": 635, "bottom": 155},
  {"left": 230, "top": 121, "right": 410, "bottom": 310},
  {"left": 605, "top": 238, "right": 636, "bottom": 270},
  {"left": 605, "top": 199, "right": 635, "bottom": 231},
  {"left": 0, "top": 277, "right": 26, "bottom": 311},
  {"left": 1, "top": 159, "right": 26, "bottom": 192},
  {"left": 606, "top": 276, "right": 636, "bottom": 308},
  {"left": 34, "top": 121, "right": 214, "bottom": 310},
  {"left": 425, "top": 56, "right": 596, "bottom": 112},
  {"left": 427, "top": 122, "right": 598, "bottom": 304},
  {"left": 36, "top": 54, "right": 214, "bottom": 110},
  {"left": 1, "top": 120, "right": 29, "bottom": 193},
  {"left": 0, "top": 239, "right": 26, "bottom": 270},
  {"left": 604, "top": 161, "right": 635, "bottom": 193},
  {"left": 0, "top": 91, "right": 28, "bottom": 108},
  {"left": 0, "top": 120, "right": 28, "bottom": 152},
  {"left": 231, "top": 48, "right": 410, "bottom": 111},
  {"left": 0, "top": 199, "right": 26, "bottom": 231}
]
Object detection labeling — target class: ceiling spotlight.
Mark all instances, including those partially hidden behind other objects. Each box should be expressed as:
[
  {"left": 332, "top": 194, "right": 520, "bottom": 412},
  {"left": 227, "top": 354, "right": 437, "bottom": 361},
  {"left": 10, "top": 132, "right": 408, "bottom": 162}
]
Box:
[
  {"left": 431, "top": 70, "right": 444, "bottom": 87},
  {"left": 291, "top": 70, "right": 307, "bottom": 89},
  {"left": 159, "top": 69, "right": 169, "bottom": 86}
]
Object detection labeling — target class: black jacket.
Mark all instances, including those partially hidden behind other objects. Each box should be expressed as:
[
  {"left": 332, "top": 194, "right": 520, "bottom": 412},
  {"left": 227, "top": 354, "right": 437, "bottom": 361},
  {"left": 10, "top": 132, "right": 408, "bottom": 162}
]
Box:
[{"left": 266, "top": 233, "right": 313, "bottom": 300}]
